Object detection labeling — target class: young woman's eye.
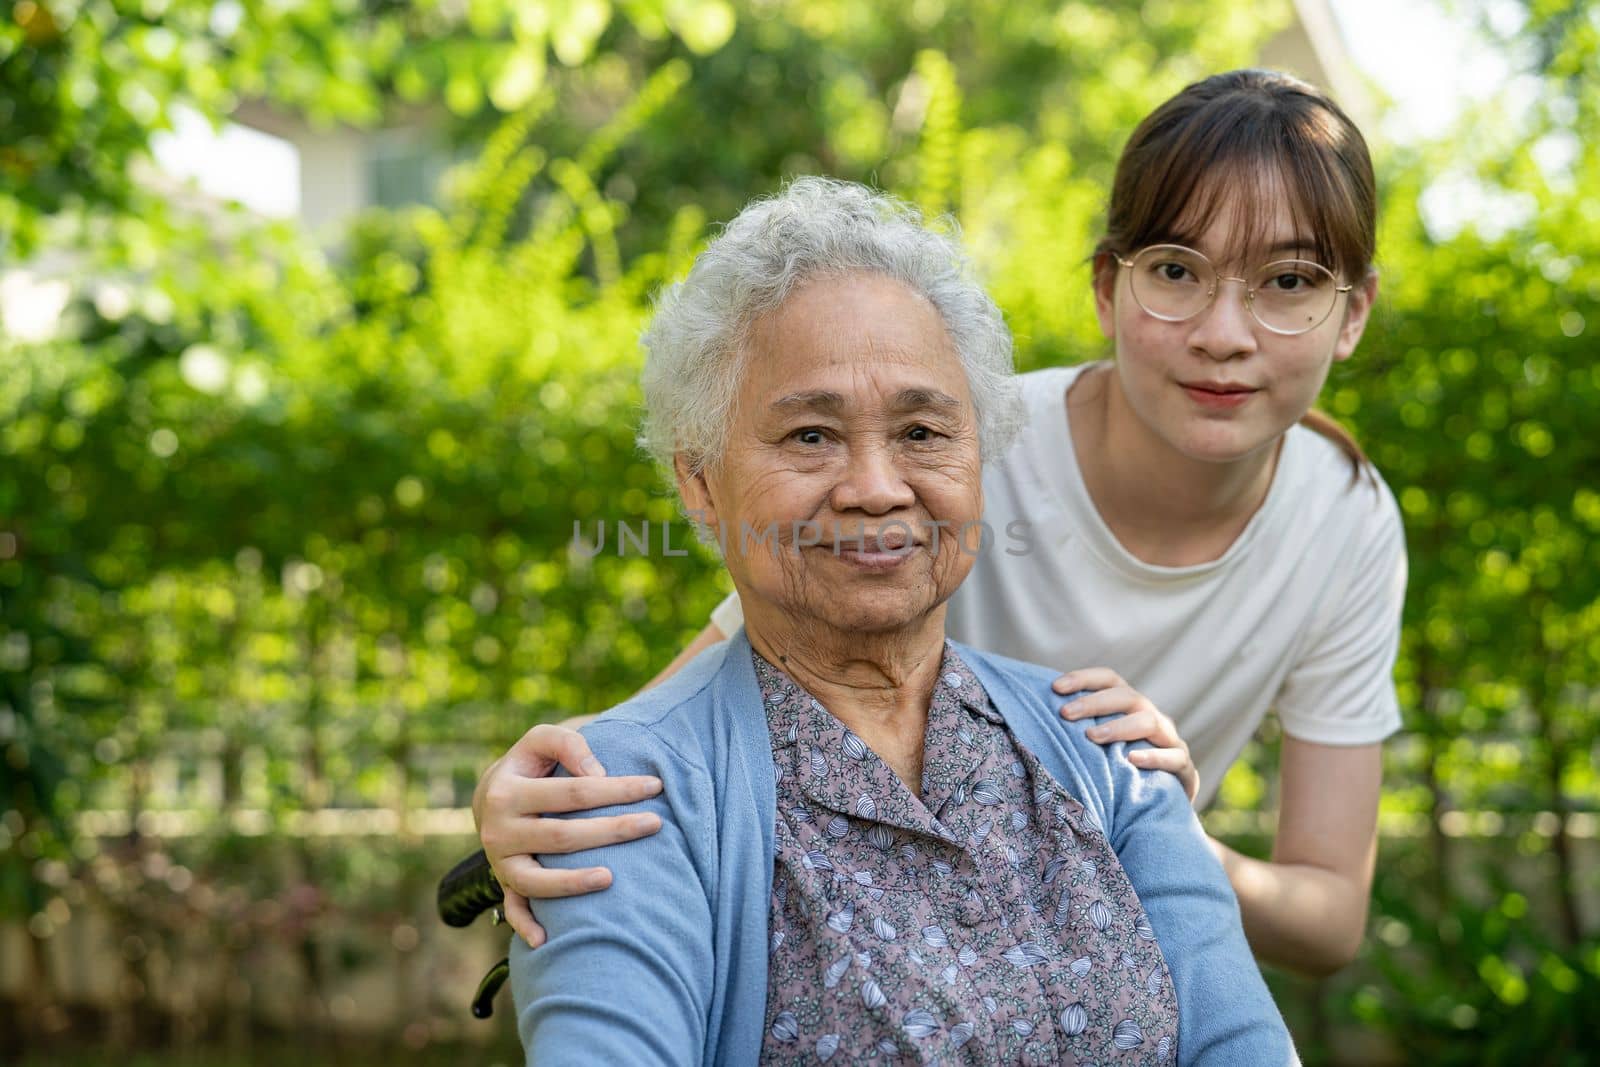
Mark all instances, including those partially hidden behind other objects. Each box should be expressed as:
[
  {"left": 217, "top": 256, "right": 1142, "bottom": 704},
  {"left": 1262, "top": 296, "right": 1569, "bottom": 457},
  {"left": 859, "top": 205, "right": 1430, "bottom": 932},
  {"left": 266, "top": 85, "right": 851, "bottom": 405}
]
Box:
[
  {"left": 1265, "top": 269, "right": 1322, "bottom": 292},
  {"left": 1154, "top": 261, "right": 1194, "bottom": 283}
]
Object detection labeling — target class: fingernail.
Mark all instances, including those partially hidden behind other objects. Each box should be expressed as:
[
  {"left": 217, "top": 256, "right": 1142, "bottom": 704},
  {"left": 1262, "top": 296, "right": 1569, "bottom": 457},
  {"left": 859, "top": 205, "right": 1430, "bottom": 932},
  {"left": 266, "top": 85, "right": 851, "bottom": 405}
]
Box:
[
  {"left": 1087, "top": 727, "right": 1106, "bottom": 740},
  {"left": 580, "top": 757, "right": 605, "bottom": 776},
  {"left": 643, "top": 776, "right": 663, "bottom": 794},
  {"left": 585, "top": 870, "right": 610, "bottom": 890}
]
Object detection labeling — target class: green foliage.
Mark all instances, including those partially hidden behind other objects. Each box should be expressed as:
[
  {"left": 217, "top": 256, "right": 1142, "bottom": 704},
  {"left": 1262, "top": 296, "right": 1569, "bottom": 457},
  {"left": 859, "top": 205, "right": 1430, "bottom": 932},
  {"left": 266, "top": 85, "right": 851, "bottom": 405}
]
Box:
[
  {"left": 1302, "top": 8, "right": 1600, "bottom": 1056},
  {"left": 3, "top": 0, "right": 1597, "bottom": 1060},
  {"left": 0, "top": 0, "right": 737, "bottom": 255}
]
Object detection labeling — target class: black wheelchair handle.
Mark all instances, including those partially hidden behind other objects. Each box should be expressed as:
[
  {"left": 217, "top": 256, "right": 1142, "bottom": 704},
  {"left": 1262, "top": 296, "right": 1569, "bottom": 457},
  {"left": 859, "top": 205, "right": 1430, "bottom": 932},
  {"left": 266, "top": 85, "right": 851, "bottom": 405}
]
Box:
[
  {"left": 438, "top": 849, "right": 515, "bottom": 1018},
  {"left": 472, "top": 956, "right": 511, "bottom": 1019},
  {"left": 437, "top": 848, "right": 506, "bottom": 928}
]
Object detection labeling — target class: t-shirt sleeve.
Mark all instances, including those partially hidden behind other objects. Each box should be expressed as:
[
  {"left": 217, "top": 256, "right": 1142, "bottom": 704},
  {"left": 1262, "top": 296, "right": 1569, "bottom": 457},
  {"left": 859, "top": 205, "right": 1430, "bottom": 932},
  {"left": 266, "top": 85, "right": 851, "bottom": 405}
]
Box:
[
  {"left": 709, "top": 590, "right": 744, "bottom": 637},
  {"left": 1274, "top": 481, "right": 1408, "bottom": 745}
]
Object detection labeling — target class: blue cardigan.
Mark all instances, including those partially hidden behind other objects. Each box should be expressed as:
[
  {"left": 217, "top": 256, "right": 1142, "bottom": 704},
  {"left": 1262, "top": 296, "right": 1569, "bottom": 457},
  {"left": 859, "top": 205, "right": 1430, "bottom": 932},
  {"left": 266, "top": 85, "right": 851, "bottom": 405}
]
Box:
[{"left": 511, "top": 633, "right": 1294, "bottom": 1064}]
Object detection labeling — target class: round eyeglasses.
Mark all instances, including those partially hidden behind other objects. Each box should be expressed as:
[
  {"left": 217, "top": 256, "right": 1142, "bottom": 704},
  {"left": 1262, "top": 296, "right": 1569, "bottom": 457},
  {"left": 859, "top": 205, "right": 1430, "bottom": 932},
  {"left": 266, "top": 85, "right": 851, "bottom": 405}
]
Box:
[{"left": 1113, "top": 244, "right": 1353, "bottom": 336}]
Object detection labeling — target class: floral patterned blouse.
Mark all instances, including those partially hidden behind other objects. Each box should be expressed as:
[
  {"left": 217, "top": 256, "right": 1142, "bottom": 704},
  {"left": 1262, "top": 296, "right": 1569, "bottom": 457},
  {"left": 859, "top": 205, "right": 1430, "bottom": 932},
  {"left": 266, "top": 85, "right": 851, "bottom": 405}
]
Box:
[{"left": 756, "top": 644, "right": 1180, "bottom": 1065}]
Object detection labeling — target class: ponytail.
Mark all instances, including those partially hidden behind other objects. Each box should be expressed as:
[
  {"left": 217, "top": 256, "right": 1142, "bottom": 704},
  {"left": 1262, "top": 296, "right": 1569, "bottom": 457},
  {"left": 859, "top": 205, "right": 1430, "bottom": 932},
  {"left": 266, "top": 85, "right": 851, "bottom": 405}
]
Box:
[{"left": 1299, "top": 408, "right": 1372, "bottom": 486}]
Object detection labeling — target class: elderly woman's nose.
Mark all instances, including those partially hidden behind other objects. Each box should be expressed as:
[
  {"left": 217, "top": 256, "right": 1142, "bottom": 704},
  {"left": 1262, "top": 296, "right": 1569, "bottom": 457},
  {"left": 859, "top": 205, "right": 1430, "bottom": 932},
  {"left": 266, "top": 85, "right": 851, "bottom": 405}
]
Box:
[
  {"left": 1186, "top": 280, "right": 1259, "bottom": 361},
  {"left": 830, "top": 444, "right": 917, "bottom": 514}
]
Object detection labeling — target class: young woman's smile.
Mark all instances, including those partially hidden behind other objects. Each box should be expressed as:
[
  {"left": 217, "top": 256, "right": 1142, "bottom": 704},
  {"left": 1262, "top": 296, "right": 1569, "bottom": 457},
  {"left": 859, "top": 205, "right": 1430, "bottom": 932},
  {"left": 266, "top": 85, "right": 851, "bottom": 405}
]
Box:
[{"left": 1179, "top": 379, "right": 1259, "bottom": 409}]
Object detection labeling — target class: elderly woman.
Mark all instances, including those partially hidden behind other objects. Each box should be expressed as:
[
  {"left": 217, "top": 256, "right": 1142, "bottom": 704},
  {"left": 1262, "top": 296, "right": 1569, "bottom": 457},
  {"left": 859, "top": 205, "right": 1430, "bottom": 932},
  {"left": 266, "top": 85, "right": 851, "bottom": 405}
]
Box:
[{"left": 511, "top": 179, "right": 1293, "bottom": 1065}]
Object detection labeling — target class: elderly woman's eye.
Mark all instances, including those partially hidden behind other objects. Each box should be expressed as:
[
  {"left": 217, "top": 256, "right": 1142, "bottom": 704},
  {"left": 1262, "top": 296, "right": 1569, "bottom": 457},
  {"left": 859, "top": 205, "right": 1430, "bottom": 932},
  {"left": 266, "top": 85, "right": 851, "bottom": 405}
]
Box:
[
  {"left": 906, "top": 425, "right": 939, "bottom": 442},
  {"left": 792, "top": 428, "right": 826, "bottom": 445}
]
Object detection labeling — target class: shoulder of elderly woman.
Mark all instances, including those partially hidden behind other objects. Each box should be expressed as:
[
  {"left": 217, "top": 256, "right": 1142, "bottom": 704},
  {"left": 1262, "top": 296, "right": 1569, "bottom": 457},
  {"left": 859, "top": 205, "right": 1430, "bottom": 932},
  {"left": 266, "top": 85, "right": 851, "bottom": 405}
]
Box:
[{"left": 510, "top": 634, "right": 777, "bottom": 1066}]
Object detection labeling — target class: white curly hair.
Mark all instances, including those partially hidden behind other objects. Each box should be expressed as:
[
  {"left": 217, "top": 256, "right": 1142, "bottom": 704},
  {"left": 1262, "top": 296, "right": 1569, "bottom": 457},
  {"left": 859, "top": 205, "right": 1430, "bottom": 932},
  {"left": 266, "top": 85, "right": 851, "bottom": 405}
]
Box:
[{"left": 638, "top": 177, "right": 1025, "bottom": 474}]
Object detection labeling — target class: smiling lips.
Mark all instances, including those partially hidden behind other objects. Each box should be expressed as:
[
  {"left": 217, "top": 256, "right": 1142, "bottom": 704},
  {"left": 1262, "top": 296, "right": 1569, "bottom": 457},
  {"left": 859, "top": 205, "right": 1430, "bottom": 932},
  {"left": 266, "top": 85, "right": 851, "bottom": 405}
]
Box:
[
  {"left": 828, "top": 527, "right": 922, "bottom": 569},
  {"left": 833, "top": 529, "right": 913, "bottom": 552},
  {"left": 1180, "top": 380, "right": 1258, "bottom": 410}
]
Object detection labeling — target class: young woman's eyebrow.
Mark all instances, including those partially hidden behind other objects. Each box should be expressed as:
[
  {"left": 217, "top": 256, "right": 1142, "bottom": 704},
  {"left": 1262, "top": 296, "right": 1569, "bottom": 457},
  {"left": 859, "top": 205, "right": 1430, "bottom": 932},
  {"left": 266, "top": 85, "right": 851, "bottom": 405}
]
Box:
[
  {"left": 1261, "top": 237, "right": 1318, "bottom": 258},
  {"left": 1151, "top": 232, "right": 1318, "bottom": 261}
]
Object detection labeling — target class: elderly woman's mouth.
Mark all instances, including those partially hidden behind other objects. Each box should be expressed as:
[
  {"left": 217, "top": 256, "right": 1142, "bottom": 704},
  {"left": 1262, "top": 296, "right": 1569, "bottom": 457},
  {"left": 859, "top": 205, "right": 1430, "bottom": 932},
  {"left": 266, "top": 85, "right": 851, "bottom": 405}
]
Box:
[
  {"left": 823, "top": 528, "right": 927, "bottom": 570},
  {"left": 830, "top": 544, "right": 919, "bottom": 570}
]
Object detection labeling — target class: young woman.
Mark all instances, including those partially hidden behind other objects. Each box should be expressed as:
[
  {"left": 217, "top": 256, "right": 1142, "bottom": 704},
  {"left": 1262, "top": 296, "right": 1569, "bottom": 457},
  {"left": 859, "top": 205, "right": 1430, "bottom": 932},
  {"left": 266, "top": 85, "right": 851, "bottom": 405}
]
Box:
[{"left": 475, "top": 68, "right": 1405, "bottom": 978}]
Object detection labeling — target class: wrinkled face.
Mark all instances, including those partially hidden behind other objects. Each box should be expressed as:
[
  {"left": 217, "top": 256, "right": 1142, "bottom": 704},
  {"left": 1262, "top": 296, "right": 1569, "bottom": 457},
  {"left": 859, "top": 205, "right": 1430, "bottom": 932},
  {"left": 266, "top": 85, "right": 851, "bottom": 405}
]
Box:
[
  {"left": 1094, "top": 176, "right": 1376, "bottom": 465},
  {"left": 678, "top": 272, "right": 984, "bottom": 635}
]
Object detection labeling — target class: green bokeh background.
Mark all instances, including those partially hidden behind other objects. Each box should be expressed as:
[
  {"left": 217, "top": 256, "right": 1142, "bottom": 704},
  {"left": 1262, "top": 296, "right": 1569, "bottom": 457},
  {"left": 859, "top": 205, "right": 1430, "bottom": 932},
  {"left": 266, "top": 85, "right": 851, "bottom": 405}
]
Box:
[{"left": 2, "top": 0, "right": 1597, "bottom": 1063}]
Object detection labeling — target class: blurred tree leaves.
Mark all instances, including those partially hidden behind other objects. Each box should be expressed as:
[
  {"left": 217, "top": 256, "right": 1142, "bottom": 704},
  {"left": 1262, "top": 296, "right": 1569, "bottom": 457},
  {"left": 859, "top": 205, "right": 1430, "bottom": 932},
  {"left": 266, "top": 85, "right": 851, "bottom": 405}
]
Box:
[
  {"left": 1305, "top": 2, "right": 1600, "bottom": 1056},
  {"left": 0, "top": 0, "right": 736, "bottom": 255}
]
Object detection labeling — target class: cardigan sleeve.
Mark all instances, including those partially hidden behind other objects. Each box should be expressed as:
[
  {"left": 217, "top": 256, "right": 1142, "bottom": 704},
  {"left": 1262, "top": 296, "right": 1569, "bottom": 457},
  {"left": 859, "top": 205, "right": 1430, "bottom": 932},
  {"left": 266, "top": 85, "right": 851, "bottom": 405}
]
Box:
[
  {"left": 510, "top": 719, "right": 718, "bottom": 1067},
  {"left": 1103, "top": 741, "right": 1297, "bottom": 1065}
]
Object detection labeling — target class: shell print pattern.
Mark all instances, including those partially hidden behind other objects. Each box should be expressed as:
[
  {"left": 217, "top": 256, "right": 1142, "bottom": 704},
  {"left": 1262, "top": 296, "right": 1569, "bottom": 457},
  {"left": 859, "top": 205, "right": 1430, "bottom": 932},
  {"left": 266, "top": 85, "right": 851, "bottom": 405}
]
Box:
[
  {"left": 843, "top": 731, "right": 870, "bottom": 761},
  {"left": 756, "top": 646, "right": 1178, "bottom": 1064},
  {"left": 769, "top": 1011, "right": 799, "bottom": 1043}
]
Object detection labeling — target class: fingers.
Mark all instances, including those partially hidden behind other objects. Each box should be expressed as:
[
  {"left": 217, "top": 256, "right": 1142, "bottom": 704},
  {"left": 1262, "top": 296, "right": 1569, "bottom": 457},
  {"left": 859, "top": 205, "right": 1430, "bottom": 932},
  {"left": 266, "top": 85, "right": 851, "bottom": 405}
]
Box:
[
  {"left": 491, "top": 811, "right": 663, "bottom": 857},
  {"left": 1082, "top": 707, "right": 1181, "bottom": 749},
  {"left": 1125, "top": 746, "right": 1190, "bottom": 774},
  {"left": 535, "top": 722, "right": 608, "bottom": 778},
  {"left": 511, "top": 723, "right": 606, "bottom": 778},
  {"left": 502, "top": 890, "right": 546, "bottom": 949},
  {"left": 1055, "top": 672, "right": 1198, "bottom": 803},
  {"left": 1052, "top": 667, "right": 1127, "bottom": 695},
  {"left": 1060, "top": 685, "right": 1161, "bottom": 725},
  {"left": 479, "top": 722, "right": 607, "bottom": 828},
  {"left": 494, "top": 852, "right": 614, "bottom": 901},
  {"left": 1127, "top": 747, "right": 1201, "bottom": 802},
  {"left": 485, "top": 773, "right": 663, "bottom": 819}
]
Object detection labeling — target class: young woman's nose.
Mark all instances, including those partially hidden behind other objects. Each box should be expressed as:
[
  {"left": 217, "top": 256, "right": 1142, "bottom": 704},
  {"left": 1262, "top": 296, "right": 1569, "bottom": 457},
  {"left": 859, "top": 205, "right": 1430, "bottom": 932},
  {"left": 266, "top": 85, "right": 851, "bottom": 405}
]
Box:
[
  {"left": 830, "top": 443, "right": 916, "bottom": 515},
  {"left": 1186, "top": 278, "right": 1259, "bottom": 361}
]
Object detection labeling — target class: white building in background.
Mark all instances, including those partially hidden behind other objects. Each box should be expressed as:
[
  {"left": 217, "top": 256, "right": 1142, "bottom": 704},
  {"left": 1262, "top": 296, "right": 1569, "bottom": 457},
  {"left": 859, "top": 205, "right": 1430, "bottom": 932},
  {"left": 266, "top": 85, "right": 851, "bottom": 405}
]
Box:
[
  {"left": 1261, "top": 0, "right": 1374, "bottom": 122},
  {"left": 227, "top": 101, "right": 456, "bottom": 235}
]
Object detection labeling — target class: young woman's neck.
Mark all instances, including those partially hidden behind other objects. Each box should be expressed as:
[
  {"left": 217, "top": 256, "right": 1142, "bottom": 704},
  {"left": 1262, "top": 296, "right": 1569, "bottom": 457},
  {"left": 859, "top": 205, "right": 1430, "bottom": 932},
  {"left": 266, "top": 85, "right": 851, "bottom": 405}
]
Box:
[{"left": 1069, "top": 363, "right": 1282, "bottom": 568}]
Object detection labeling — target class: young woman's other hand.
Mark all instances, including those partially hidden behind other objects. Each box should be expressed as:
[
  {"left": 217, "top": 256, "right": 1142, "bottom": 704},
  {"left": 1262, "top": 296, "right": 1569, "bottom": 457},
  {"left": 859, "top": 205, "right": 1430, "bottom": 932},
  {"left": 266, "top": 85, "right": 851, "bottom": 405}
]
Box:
[{"left": 473, "top": 723, "right": 663, "bottom": 947}]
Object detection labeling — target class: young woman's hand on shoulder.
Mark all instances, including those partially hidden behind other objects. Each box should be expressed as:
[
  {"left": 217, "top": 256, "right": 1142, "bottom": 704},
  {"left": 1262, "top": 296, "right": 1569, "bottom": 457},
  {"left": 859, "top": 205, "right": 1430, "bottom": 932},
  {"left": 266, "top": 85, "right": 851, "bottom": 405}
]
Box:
[
  {"left": 1053, "top": 667, "right": 1200, "bottom": 802},
  {"left": 474, "top": 619, "right": 729, "bottom": 945}
]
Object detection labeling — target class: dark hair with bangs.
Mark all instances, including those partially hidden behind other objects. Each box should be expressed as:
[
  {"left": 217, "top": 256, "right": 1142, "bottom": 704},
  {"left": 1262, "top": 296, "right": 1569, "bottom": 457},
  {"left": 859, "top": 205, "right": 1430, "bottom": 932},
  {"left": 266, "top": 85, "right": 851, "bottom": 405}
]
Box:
[{"left": 1096, "top": 69, "right": 1377, "bottom": 480}]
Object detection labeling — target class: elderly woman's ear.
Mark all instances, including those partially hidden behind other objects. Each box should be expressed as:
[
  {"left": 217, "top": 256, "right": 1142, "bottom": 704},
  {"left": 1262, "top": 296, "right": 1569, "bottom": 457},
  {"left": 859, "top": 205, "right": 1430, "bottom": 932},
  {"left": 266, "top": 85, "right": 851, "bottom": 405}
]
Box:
[{"left": 674, "top": 453, "right": 719, "bottom": 535}]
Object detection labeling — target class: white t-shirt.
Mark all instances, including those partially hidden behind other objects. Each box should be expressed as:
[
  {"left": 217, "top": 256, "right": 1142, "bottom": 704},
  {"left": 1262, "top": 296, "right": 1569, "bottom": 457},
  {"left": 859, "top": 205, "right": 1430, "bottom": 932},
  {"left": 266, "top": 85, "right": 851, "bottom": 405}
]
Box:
[{"left": 710, "top": 363, "right": 1407, "bottom": 807}]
